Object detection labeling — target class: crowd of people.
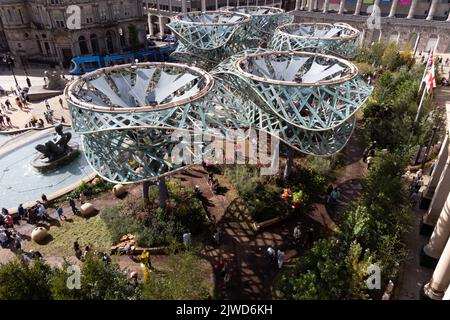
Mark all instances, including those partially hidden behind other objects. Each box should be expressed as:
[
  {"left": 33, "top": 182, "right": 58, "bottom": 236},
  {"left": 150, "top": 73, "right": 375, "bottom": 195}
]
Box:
[{"left": 0, "top": 88, "right": 67, "bottom": 131}]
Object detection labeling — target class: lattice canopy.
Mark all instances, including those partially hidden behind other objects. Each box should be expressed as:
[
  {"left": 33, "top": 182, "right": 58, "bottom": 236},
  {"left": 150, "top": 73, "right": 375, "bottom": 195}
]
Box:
[
  {"left": 210, "top": 50, "right": 372, "bottom": 155},
  {"left": 66, "top": 62, "right": 245, "bottom": 183},
  {"left": 268, "top": 23, "right": 361, "bottom": 59},
  {"left": 167, "top": 11, "right": 253, "bottom": 69},
  {"left": 224, "top": 6, "right": 293, "bottom": 43}
]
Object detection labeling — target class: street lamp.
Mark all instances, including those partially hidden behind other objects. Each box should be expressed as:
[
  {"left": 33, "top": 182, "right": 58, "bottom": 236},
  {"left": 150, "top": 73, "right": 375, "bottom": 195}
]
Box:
[{"left": 1, "top": 52, "right": 20, "bottom": 92}]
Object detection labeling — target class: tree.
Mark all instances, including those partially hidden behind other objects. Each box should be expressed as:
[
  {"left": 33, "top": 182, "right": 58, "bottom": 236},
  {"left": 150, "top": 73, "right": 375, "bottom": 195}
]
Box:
[
  {"left": 141, "top": 251, "right": 210, "bottom": 300},
  {"left": 51, "top": 255, "right": 140, "bottom": 300},
  {"left": 0, "top": 257, "right": 53, "bottom": 300}
]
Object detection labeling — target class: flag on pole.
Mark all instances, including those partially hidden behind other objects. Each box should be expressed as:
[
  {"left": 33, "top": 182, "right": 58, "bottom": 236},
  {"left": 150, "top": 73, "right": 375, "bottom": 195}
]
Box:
[
  {"left": 424, "top": 62, "right": 436, "bottom": 93},
  {"left": 421, "top": 51, "right": 436, "bottom": 93}
]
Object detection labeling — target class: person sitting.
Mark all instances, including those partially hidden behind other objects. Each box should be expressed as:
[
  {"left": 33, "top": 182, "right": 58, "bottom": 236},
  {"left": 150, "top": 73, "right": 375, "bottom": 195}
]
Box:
[
  {"left": 194, "top": 185, "right": 203, "bottom": 198},
  {"left": 207, "top": 172, "right": 214, "bottom": 186},
  {"left": 293, "top": 224, "right": 302, "bottom": 243},
  {"left": 211, "top": 179, "right": 219, "bottom": 194},
  {"left": 281, "top": 188, "right": 291, "bottom": 200},
  {"left": 0, "top": 229, "right": 9, "bottom": 248},
  {"left": 41, "top": 194, "right": 48, "bottom": 207}
]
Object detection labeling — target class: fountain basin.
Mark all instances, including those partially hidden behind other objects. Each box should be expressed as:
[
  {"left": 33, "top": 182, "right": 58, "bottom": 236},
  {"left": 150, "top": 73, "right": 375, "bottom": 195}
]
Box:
[{"left": 31, "top": 142, "right": 80, "bottom": 172}]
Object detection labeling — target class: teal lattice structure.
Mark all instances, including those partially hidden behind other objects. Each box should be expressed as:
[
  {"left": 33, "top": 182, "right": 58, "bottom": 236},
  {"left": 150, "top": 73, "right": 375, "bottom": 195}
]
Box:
[
  {"left": 67, "top": 8, "right": 371, "bottom": 183},
  {"left": 66, "top": 62, "right": 246, "bottom": 183},
  {"left": 210, "top": 49, "right": 372, "bottom": 155},
  {"left": 167, "top": 8, "right": 293, "bottom": 69},
  {"left": 268, "top": 23, "right": 361, "bottom": 59}
]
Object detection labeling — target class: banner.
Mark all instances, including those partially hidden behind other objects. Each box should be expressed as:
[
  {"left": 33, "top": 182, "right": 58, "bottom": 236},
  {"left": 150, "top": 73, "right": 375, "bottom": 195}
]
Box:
[
  {"left": 399, "top": 0, "right": 412, "bottom": 5},
  {"left": 363, "top": 0, "right": 374, "bottom": 4},
  {"left": 329, "top": 0, "right": 341, "bottom": 4},
  {"left": 381, "top": 0, "right": 391, "bottom": 3}
]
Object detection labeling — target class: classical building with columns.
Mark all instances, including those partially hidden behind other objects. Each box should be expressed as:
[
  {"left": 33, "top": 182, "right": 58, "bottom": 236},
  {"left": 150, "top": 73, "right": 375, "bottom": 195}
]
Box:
[
  {"left": 287, "top": 0, "right": 450, "bottom": 53},
  {"left": 145, "top": 0, "right": 282, "bottom": 37},
  {"left": 417, "top": 104, "right": 450, "bottom": 300},
  {"left": 0, "top": 0, "right": 148, "bottom": 68}
]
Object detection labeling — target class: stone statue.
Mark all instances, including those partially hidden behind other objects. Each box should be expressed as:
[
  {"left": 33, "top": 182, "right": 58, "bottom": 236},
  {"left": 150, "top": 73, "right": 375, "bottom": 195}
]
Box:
[
  {"left": 43, "top": 70, "right": 68, "bottom": 90},
  {"left": 35, "top": 124, "right": 72, "bottom": 162}
]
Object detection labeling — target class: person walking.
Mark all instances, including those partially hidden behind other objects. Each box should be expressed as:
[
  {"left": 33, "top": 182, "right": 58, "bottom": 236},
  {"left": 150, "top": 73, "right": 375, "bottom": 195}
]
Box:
[
  {"left": 293, "top": 223, "right": 302, "bottom": 244},
  {"left": 5, "top": 115, "right": 12, "bottom": 127},
  {"left": 267, "top": 246, "right": 276, "bottom": 262},
  {"left": 14, "top": 233, "right": 22, "bottom": 251},
  {"left": 17, "top": 204, "right": 25, "bottom": 220},
  {"left": 5, "top": 99, "right": 11, "bottom": 109},
  {"left": 45, "top": 99, "right": 50, "bottom": 110},
  {"left": 58, "top": 97, "right": 64, "bottom": 108},
  {"left": 56, "top": 206, "right": 66, "bottom": 220},
  {"left": 68, "top": 197, "right": 79, "bottom": 214},
  {"left": 79, "top": 192, "right": 86, "bottom": 205},
  {"left": 0, "top": 114, "right": 4, "bottom": 127},
  {"left": 326, "top": 184, "right": 333, "bottom": 203},
  {"left": 277, "top": 250, "right": 285, "bottom": 269}
]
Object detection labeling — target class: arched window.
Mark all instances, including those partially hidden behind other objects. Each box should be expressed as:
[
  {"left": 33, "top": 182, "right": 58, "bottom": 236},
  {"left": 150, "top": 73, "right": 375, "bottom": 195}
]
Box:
[
  {"left": 90, "top": 34, "right": 99, "bottom": 54},
  {"left": 106, "top": 30, "right": 115, "bottom": 53},
  {"left": 78, "top": 35, "right": 89, "bottom": 55}
]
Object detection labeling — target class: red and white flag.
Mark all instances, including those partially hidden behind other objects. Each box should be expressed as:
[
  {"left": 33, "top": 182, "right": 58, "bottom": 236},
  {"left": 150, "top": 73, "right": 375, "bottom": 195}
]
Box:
[{"left": 424, "top": 59, "right": 436, "bottom": 93}]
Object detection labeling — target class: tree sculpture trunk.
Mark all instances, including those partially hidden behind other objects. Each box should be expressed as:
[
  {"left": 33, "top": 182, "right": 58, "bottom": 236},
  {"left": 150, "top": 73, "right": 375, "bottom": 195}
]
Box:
[
  {"left": 158, "top": 176, "right": 169, "bottom": 208},
  {"left": 284, "top": 149, "right": 294, "bottom": 181},
  {"left": 143, "top": 180, "right": 151, "bottom": 208}
]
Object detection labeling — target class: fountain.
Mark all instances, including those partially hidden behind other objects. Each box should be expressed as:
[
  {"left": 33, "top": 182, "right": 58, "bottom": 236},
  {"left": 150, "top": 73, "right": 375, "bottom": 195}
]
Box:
[
  {"left": 26, "top": 70, "right": 68, "bottom": 102},
  {"left": 0, "top": 128, "right": 93, "bottom": 210},
  {"left": 31, "top": 124, "right": 79, "bottom": 171}
]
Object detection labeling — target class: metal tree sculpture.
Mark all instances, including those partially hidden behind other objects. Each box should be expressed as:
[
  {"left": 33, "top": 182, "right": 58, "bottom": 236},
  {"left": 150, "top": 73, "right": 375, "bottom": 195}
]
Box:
[
  {"left": 66, "top": 62, "right": 244, "bottom": 184},
  {"left": 167, "top": 11, "right": 253, "bottom": 69},
  {"left": 268, "top": 23, "right": 361, "bottom": 59},
  {"left": 210, "top": 50, "right": 372, "bottom": 156},
  {"left": 224, "top": 6, "right": 294, "bottom": 43}
]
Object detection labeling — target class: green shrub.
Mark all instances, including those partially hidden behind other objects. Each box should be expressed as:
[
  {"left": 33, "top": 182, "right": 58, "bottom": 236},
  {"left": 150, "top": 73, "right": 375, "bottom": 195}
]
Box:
[
  {"left": 223, "top": 166, "right": 290, "bottom": 222},
  {"left": 0, "top": 257, "right": 54, "bottom": 300},
  {"left": 101, "top": 181, "right": 206, "bottom": 247},
  {"left": 52, "top": 255, "right": 140, "bottom": 300}
]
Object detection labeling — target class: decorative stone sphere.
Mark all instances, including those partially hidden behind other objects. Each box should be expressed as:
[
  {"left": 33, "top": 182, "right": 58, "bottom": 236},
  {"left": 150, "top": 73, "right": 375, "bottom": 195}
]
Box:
[
  {"left": 31, "top": 227, "right": 49, "bottom": 243},
  {"left": 113, "top": 184, "right": 127, "bottom": 198},
  {"left": 80, "top": 203, "right": 98, "bottom": 217}
]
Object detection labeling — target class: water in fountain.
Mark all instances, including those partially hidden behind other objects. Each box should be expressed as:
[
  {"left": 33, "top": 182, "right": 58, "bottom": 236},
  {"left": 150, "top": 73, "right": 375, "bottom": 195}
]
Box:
[{"left": 0, "top": 128, "right": 94, "bottom": 210}]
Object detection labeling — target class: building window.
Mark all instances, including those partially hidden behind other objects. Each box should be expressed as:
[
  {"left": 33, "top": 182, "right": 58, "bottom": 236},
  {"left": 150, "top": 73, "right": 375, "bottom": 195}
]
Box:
[
  {"left": 90, "top": 34, "right": 99, "bottom": 53},
  {"left": 44, "top": 42, "right": 51, "bottom": 54},
  {"left": 17, "top": 43, "right": 22, "bottom": 49},
  {"left": 100, "top": 6, "right": 107, "bottom": 20},
  {"left": 86, "top": 17, "right": 93, "bottom": 24},
  {"left": 113, "top": 6, "right": 120, "bottom": 18},
  {"left": 106, "top": 30, "right": 116, "bottom": 53},
  {"left": 78, "top": 36, "right": 89, "bottom": 54},
  {"left": 56, "top": 20, "right": 65, "bottom": 28}
]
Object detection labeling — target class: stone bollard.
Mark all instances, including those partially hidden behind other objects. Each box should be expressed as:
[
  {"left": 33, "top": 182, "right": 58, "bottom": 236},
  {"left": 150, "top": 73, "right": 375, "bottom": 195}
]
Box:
[
  {"left": 31, "top": 227, "right": 49, "bottom": 243},
  {"left": 113, "top": 184, "right": 127, "bottom": 198},
  {"left": 80, "top": 203, "right": 98, "bottom": 217}
]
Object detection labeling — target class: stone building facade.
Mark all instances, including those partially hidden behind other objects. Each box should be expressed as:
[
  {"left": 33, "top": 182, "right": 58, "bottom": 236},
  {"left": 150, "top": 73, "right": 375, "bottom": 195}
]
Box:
[
  {"left": 0, "top": 0, "right": 148, "bottom": 67},
  {"left": 286, "top": 0, "right": 450, "bottom": 54},
  {"left": 145, "top": 0, "right": 282, "bottom": 36}
]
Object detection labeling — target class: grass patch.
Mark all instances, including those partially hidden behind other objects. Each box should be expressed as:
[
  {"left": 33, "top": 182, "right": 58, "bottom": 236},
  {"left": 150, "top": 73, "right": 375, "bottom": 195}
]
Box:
[{"left": 23, "top": 214, "right": 113, "bottom": 257}]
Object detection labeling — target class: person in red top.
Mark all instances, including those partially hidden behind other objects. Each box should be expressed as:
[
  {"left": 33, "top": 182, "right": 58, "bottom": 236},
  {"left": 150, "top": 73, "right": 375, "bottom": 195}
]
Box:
[{"left": 4, "top": 214, "right": 14, "bottom": 229}]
